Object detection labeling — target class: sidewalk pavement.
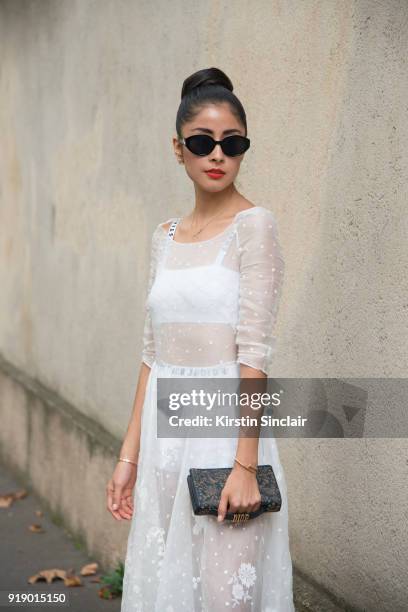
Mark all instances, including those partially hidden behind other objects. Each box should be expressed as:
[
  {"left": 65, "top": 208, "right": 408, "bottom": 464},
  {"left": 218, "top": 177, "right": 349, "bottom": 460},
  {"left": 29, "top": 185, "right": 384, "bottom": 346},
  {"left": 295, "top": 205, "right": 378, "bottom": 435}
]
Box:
[{"left": 0, "top": 466, "right": 121, "bottom": 612}]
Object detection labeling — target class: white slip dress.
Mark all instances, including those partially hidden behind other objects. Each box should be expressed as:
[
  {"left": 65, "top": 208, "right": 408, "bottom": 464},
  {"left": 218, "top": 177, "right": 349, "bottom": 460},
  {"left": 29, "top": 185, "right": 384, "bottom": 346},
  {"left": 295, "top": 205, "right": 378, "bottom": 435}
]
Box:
[{"left": 121, "top": 206, "right": 295, "bottom": 612}]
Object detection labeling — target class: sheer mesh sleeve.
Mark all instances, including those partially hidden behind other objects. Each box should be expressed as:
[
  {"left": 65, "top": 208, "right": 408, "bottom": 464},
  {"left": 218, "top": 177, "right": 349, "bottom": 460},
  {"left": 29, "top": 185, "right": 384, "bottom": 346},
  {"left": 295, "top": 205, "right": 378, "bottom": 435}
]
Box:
[
  {"left": 235, "top": 208, "right": 285, "bottom": 375},
  {"left": 141, "top": 225, "right": 163, "bottom": 368}
]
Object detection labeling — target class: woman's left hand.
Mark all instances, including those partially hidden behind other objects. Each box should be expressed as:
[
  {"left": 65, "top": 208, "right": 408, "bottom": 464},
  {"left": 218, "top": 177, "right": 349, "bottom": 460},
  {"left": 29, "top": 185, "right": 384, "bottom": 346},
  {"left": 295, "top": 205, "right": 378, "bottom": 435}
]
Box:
[{"left": 217, "top": 465, "right": 261, "bottom": 522}]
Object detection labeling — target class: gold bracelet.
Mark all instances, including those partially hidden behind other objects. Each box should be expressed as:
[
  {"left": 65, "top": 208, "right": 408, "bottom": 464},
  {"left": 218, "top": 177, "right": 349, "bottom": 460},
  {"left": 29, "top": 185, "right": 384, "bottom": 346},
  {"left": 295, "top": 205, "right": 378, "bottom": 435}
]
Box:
[
  {"left": 234, "top": 457, "right": 257, "bottom": 474},
  {"left": 118, "top": 457, "right": 138, "bottom": 466}
]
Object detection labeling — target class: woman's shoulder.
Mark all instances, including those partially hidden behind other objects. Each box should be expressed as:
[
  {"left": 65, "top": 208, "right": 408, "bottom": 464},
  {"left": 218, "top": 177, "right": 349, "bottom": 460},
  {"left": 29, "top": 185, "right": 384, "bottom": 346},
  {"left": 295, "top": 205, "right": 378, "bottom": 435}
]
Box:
[
  {"left": 235, "top": 205, "right": 276, "bottom": 221},
  {"left": 234, "top": 205, "right": 280, "bottom": 252},
  {"left": 147, "top": 218, "right": 178, "bottom": 256},
  {"left": 153, "top": 217, "right": 179, "bottom": 237},
  {"left": 234, "top": 205, "right": 277, "bottom": 232}
]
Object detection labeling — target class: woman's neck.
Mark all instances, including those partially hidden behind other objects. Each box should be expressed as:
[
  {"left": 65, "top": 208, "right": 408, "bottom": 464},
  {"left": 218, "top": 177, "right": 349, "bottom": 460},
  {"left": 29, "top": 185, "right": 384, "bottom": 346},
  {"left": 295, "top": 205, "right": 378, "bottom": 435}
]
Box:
[{"left": 192, "top": 183, "right": 241, "bottom": 220}]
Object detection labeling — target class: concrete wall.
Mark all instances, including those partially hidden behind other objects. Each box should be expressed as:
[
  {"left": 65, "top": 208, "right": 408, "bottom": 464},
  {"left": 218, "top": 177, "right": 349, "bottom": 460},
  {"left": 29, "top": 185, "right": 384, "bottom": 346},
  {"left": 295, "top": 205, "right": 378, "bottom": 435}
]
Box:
[{"left": 1, "top": 1, "right": 407, "bottom": 610}]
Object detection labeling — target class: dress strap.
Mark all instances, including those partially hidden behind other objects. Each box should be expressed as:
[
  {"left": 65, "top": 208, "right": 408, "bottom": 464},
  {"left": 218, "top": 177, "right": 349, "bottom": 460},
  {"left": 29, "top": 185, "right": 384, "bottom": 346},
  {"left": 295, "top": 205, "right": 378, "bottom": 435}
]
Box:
[
  {"left": 167, "top": 218, "right": 179, "bottom": 240},
  {"left": 214, "top": 226, "right": 237, "bottom": 266},
  {"left": 159, "top": 218, "right": 180, "bottom": 271}
]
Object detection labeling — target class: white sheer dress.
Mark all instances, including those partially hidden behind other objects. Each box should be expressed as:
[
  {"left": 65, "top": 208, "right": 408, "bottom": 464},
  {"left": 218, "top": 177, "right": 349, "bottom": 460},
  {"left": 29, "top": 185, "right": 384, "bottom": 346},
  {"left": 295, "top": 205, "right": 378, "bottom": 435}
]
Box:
[{"left": 121, "top": 206, "right": 295, "bottom": 612}]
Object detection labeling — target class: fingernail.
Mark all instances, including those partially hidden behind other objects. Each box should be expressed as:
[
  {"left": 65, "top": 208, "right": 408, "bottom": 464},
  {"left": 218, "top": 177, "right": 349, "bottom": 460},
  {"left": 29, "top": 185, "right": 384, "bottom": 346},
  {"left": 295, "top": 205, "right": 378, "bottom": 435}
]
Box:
[
  {"left": 217, "top": 515, "right": 222, "bottom": 522},
  {"left": 112, "top": 504, "right": 118, "bottom": 510}
]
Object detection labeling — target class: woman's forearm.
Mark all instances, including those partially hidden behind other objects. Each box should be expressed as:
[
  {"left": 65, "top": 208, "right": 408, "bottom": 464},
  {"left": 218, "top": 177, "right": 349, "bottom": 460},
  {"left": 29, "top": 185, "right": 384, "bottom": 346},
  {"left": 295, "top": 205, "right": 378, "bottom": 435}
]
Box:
[
  {"left": 235, "top": 436, "right": 260, "bottom": 466},
  {"left": 119, "top": 362, "right": 151, "bottom": 462},
  {"left": 234, "top": 363, "right": 267, "bottom": 466}
]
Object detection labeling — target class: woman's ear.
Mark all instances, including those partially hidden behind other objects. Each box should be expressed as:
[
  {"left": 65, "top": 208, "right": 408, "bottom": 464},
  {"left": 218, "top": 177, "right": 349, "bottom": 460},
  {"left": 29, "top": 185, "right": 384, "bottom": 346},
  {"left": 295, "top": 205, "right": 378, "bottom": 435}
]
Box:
[{"left": 172, "top": 135, "right": 184, "bottom": 164}]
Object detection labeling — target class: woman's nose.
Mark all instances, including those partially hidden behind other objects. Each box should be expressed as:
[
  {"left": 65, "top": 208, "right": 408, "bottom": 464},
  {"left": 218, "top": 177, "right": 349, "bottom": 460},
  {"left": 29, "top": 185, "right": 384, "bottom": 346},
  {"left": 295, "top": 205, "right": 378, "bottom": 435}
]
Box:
[{"left": 210, "top": 143, "right": 224, "bottom": 161}]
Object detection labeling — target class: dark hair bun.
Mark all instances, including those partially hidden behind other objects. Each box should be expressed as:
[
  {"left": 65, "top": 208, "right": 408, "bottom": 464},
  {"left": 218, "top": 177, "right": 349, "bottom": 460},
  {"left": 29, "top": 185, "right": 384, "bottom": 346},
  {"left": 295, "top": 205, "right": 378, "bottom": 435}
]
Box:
[{"left": 181, "top": 67, "right": 233, "bottom": 99}]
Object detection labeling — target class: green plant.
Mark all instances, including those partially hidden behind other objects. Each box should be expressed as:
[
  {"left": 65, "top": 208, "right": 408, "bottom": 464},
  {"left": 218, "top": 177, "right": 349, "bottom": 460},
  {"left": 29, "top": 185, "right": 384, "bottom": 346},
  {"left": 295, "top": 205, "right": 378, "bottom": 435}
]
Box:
[{"left": 99, "top": 561, "right": 124, "bottom": 599}]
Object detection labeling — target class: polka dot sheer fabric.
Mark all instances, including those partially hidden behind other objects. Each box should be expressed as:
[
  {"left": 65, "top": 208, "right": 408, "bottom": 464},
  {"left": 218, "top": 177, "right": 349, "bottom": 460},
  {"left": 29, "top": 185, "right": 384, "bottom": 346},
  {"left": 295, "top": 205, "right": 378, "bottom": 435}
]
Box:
[
  {"left": 141, "top": 206, "right": 285, "bottom": 376},
  {"left": 121, "top": 207, "right": 295, "bottom": 611}
]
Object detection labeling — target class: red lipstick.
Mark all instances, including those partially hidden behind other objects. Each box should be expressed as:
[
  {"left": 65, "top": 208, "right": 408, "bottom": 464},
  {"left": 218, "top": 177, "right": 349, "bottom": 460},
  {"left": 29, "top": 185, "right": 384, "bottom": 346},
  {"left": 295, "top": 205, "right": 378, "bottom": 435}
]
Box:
[{"left": 205, "top": 168, "right": 225, "bottom": 180}]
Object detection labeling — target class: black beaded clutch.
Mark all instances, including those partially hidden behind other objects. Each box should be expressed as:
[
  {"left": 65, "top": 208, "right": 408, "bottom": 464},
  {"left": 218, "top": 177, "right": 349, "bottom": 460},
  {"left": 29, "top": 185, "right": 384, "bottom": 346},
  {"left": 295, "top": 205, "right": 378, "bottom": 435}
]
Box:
[{"left": 187, "top": 465, "right": 281, "bottom": 523}]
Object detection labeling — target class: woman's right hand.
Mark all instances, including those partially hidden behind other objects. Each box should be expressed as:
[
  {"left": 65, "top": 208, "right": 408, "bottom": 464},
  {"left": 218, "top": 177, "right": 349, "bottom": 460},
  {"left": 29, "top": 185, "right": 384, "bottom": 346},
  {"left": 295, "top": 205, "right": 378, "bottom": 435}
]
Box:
[{"left": 106, "top": 461, "right": 138, "bottom": 521}]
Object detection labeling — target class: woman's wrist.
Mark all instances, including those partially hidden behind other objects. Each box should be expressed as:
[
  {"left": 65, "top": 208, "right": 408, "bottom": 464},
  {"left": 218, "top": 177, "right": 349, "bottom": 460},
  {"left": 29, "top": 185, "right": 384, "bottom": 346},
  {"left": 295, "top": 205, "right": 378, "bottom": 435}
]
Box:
[
  {"left": 119, "top": 442, "right": 140, "bottom": 465},
  {"left": 118, "top": 456, "right": 138, "bottom": 467},
  {"left": 233, "top": 456, "right": 258, "bottom": 475}
]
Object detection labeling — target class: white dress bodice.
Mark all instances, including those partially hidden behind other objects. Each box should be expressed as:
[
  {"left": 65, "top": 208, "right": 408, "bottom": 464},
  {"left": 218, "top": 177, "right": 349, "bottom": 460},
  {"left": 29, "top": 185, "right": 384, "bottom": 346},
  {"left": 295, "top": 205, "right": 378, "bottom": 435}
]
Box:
[{"left": 142, "top": 206, "right": 285, "bottom": 376}]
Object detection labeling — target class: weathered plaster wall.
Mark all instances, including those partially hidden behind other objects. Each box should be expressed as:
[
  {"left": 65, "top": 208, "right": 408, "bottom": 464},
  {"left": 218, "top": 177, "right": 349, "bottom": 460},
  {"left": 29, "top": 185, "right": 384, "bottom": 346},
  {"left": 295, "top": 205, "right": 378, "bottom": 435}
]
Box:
[{"left": 1, "top": 1, "right": 407, "bottom": 610}]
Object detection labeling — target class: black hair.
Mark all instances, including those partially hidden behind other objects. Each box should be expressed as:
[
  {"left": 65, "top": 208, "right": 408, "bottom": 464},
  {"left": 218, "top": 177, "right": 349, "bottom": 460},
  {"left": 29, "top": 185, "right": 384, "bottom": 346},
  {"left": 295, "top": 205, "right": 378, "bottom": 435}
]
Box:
[{"left": 176, "top": 67, "right": 247, "bottom": 138}]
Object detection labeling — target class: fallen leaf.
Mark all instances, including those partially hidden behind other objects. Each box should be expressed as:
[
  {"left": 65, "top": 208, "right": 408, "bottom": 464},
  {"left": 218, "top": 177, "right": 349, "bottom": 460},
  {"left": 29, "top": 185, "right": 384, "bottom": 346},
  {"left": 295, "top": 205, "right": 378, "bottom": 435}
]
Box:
[
  {"left": 0, "top": 489, "right": 27, "bottom": 508},
  {"left": 14, "top": 489, "right": 28, "bottom": 500},
  {"left": 28, "top": 569, "right": 67, "bottom": 584},
  {"left": 98, "top": 586, "right": 113, "bottom": 599},
  {"left": 0, "top": 495, "right": 14, "bottom": 508},
  {"left": 35, "top": 510, "right": 43, "bottom": 518},
  {"left": 80, "top": 562, "right": 98, "bottom": 576},
  {"left": 28, "top": 524, "right": 45, "bottom": 533},
  {"left": 90, "top": 577, "right": 101, "bottom": 583},
  {"left": 64, "top": 574, "right": 82, "bottom": 587}
]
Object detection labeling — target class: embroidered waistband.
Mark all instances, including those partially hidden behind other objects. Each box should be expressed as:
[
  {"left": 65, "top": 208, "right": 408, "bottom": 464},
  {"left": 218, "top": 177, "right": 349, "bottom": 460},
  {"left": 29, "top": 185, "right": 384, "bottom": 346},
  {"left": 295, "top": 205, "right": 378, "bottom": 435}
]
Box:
[{"left": 154, "top": 360, "right": 239, "bottom": 377}]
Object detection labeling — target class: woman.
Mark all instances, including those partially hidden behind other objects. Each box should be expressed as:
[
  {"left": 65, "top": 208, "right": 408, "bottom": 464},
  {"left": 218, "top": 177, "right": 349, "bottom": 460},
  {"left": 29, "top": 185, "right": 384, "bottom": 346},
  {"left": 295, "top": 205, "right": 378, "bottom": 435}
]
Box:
[{"left": 107, "top": 67, "right": 295, "bottom": 611}]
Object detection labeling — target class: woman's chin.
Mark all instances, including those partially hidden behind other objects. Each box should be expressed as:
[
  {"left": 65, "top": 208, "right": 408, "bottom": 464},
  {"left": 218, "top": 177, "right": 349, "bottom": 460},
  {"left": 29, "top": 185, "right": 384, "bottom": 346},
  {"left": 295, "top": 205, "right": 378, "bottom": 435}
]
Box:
[{"left": 194, "top": 178, "right": 233, "bottom": 193}]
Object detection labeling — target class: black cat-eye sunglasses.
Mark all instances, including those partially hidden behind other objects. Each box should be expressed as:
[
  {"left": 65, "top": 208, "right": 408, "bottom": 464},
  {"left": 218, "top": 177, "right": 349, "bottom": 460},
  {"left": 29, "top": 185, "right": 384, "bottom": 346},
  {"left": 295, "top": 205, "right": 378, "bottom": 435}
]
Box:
[{"left": 178, "top": 134, "right": 250, "bottom": 157}]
